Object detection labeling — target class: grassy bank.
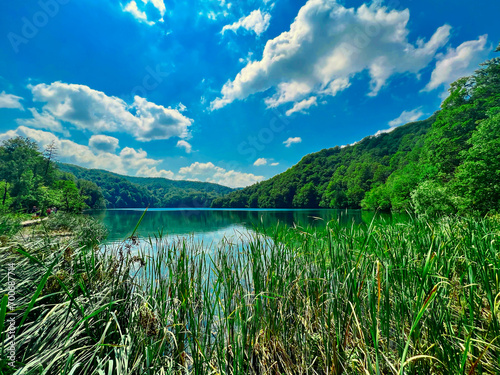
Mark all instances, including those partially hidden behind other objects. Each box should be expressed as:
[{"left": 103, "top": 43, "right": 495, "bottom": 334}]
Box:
[{"left": 1, "top": 214, "right": 500, "bottom": 374}]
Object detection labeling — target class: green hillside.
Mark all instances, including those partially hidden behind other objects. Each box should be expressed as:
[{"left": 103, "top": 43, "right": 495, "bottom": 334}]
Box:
[
  {"left": 213, "top": 56, "right": 500, "bottom": 216},
  {"left": 58, "top": 163, "right": 234, "bottom": 209}
]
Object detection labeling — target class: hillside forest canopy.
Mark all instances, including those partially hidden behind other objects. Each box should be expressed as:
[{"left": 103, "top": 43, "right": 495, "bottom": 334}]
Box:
[
  {"left": 0, "top": 137, "right": 104, "bottom": 214},
  {"left": 0, "top": 139, "right": 235, "bottom": 214},
  {"left": 212, "top": 54, "right": 500, "bottom": 217}
]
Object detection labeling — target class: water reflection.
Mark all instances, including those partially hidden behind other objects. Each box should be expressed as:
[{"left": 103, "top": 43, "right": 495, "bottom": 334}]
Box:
[{"left": 86, "top": 208, "right": 406, "bottom": 243}]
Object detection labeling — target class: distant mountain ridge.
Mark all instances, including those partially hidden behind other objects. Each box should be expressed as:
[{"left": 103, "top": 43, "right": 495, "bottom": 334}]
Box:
[{"left": 58, "top": 163, "right": 234, "bottom": 209}]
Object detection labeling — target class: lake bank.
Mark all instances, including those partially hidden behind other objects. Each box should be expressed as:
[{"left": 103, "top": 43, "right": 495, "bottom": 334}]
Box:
[{"left": 2, "top": 213, "right": 500, "bottom": 373}]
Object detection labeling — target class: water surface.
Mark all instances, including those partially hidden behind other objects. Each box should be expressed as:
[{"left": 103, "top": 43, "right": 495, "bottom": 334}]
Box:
[{"left": 86, "top": 208, "right": 405, "bottom": 243}]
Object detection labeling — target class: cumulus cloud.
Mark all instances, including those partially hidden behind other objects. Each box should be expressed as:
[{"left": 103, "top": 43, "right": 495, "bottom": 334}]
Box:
[
  {"left": 270, "top": 162, "right": 279, "bottom": 166},
  {"left": 222, "top": 9, "right": 271, "bottom": 36},
  {"left": 16, "top": 108, "right": 66, "bottom": 135},
  {"left": 0, "top": 91, "right": 24, "bottom": 110},
  {"left": 0, "top": 127, "right": 262, "bottom": 188},
  {"left": 123, "top": 1, "right": 154, "bottom": 25},
  {"left": 0, "top": 127, "right": 173, "bottom": 178},
  {"left": 178, "top": 162, "right": 264, "bottom": 188},
  {"left": 176, "top": 140, "right": 192, "bottom": 153},
  {"left": 136, "top": 165, "right": 175, "bottom": 179},
  {"left": 123, "top": 0, "right": 166, "bottom": 25},
  {"left": 89, "top": 135, "right": 120, "bottom": 153},
  {"left": 376, "top": 107, "right": 425, "bottom": 135},
  {"left": 388, "top": 108, "right": 425, "bottom": 127},
  {"left": 423, "top": 35, "right": 489, "bottom": 92},
  {"left": 30, "top": 82, "right": 192, "bottom": 142},
  {"left": 211, "top": 0, "right": 451, "bottom": 112},
  {"left": 285, "top": 96, "right": 317, "bottom": 116},
  {"left": 253, "top": 158, "right": 267, "bottom": 166},
  {"left": 283, "top": 137, "right": 302, "bottom": 147}
]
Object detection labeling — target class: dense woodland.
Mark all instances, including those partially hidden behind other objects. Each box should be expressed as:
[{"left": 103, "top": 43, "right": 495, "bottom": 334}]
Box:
[
  {"left": 0, "top": 138, "right": 104, "bottom": 213},
  {"left": 213, "top": 54, "right": 500, "bottom": 216},
  {"left": 0, "top": 141, "right": 234, "bottom": 213},
  {"left": 58, "top": 164, "right": 234, "bottom": 208}
]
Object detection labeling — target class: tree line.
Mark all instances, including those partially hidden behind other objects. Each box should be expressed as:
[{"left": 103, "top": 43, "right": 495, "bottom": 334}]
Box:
[
  {"left": 0, "top": 137, "right": 104, "bottom": 214},
  {"left": 0, "top": 138, "right": 236, "bottom": 214},
  {"left": 58, "top": 163, "right": 234, "bottom": 209}
]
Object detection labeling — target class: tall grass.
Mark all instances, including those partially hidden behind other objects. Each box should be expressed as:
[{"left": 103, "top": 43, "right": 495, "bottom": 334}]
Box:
[{"left": 1, "top": 214, "right": 500, "bottom": 374}]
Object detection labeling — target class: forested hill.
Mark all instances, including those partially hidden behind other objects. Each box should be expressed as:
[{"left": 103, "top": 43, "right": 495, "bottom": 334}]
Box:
[
  {"left": 58, "top": 163, "right": 234, "bottom": 209},
  {"left": 212, "top": 115, "right": 435, "bottom": 209},
  {"left": 212, "top": 55, "right": 500, "bottom": 216}
]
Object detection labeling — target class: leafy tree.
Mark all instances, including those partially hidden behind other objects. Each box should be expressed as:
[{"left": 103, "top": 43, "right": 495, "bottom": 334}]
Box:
[
  {"left": 0, "top": 136, "right": 101, "bottom": 213},
  {"left": 77, "top": 179, "right": 106, "bottom": 209},
  {"left": 453, "top": 109, "right": 500, "bottom": 214},
  {"left": 411, "top": 180, "right": 457, "bottom": 218},
  {"left": 0, "top": 181, "right": 12, "bottom": 213},
  {"left": 293, "top": 182, "right": 319, "bottom": 208},
  {"left": 55, "top": 180, "right": 88, "bottom": 213}
]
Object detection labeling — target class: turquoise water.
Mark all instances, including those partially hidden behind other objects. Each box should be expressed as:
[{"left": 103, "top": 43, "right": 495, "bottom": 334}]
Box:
[{"left": 86, "top": 208, "right": 405, "bottom": 243}]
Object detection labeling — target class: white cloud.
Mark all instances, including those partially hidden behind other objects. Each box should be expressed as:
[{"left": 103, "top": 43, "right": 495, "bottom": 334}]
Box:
[
  {"left": 199, "top": 0, "right": 232, "bottom": 21},
  {"left": 178, "top": 162, "right": 264, "bottom": 188},
  {"left": 16, "top": 108, "right": 66, "bottom": 135},
  {"left": 253, "top": 157, "right": 267, "bottom": 166},
  {"left": 89, "top": 135, "right": 120, "bottom": 153},
  {"left": 142, "top": 0, "right": 166, "bottom": 17},
  {"left": 0, "top": 91, "right": 24, "bottom": 110},
  {"left": 123, "top": 1, "right": 154, "bottom": 25},
  {"left": 388, "top": 108, "right": 425, "bottom": 128},
  {"left": 283, "top": 137, "right": 302, "bottom": 147},
  {"left": 270, "top": 162, "right": 279, "bottom": 166},
  {"left": 176, "top": 140, "right": 192, "bottom": 153},
  {"left": 222, "top": 9, "right": 271, "bottom": 36},
  {"left": 0, "top": 127, "right": 173, "bottom": 178},
  {"left": 136, "top": 165, "right": 175, "bottom": 179},
  {"left": 211, "top": 0, "right": 451, "bottom": 112},
  {"left": 30, "top": 82, "right": 193, "bottom": 142},
  {"left": 285, "top": 96, "right": 317, "bottom": 116},
  {"left": 176, "top": 102, "right": 187, "bottom": 112},
  {"left": 375, "top": 107, "right": 425, "bottom": 136},
  {"left": 123, "top": 0, "right": 166, "bottom": 25},
  {"left": 423, "top": 35, "right": 489, "bottom": 92}
]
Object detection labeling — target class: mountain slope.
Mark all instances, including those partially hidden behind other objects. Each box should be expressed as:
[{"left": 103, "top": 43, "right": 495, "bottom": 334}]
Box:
[
  {"left": 58, "top": 163, "right": 234, "bottom": 208},
  {"left": 212, "top": 56, "right": 500, "bottom": 215},
  {"left": 212, "top": 116, "right": 434, "bottom": 209}
]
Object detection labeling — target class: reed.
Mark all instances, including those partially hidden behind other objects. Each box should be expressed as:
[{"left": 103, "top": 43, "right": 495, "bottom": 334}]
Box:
[{"left": 1, "top": 214, "right": 500, "bottom": 374}]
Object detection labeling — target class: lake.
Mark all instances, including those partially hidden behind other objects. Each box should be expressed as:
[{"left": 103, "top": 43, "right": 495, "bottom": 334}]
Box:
[{"left": 86, "top": 208, "right": 406, "bottom": 243}]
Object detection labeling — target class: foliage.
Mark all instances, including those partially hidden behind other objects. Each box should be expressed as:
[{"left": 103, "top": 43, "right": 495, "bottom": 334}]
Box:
[
  {"left": 2, "top": 216, "right": 500, "bottom": 374},
  {"left": 0, "top": 137, "right": 104, "bottom": 213},
  {"left": 0, "top": 215, "right": 21, "bottom": 237},
  {"left": 42, "top": 212, "right": 108, "bottom": 246},
  {"left": 453, "top": 108, "right": 500, "bottom": 214},
  {"left": 212, "top": 116, "right": 434, "bottom": 210},
  {"left": 58, "top": 163, "right": 234, "bottom": 208},
  {"left": 410, "top": 180, "right": 457, "bottom": 218}
]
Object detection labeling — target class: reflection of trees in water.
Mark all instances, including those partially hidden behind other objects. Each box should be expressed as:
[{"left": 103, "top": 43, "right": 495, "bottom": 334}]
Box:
[{"left": 86, "top": 209, "right": 402, "bottom": 241}]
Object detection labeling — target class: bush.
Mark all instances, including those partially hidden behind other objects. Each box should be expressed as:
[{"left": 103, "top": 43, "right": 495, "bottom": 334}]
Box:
[
  {"left": 410, "top": 180, "right": 457, "bottom": 217},
  {"left": 0, "top": 215, "right": 21, "bottom": 237},
  {"left": 43, "top": 212, "right": 108, "bottom": 246}
]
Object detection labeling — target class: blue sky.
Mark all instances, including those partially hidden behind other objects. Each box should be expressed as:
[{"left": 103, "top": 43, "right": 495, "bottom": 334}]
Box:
[{"left": 0, "top": 0, "right": 498, "bottom": 187}]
